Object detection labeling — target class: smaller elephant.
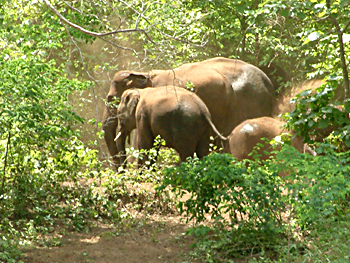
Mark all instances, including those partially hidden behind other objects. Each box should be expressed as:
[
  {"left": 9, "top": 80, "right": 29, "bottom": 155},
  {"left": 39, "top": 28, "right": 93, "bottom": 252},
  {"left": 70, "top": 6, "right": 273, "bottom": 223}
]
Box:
[
  {"left": 115, "top": 86, "right": 226, "bottom": 166},
  {"left": 224, "top": 117, "right": 305, "bottom": 161}
]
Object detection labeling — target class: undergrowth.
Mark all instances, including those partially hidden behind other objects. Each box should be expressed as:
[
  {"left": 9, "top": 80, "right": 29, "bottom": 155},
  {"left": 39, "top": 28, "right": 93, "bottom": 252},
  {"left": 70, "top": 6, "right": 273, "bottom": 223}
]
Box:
[{"left": 158, "top": 144, "right": 350, "bottom": 262}]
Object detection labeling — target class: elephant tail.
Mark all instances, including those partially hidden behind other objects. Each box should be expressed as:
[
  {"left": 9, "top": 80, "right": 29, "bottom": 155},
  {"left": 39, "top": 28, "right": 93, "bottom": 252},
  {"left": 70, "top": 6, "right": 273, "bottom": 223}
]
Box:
[{"left": 205, "top": 115, "right": 227, "bottom": 141}]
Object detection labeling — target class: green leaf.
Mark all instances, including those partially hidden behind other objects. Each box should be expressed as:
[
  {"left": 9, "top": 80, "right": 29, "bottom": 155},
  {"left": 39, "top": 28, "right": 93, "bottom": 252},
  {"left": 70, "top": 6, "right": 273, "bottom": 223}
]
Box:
[
  {"left": 318, "top": 118, "right": 329, "bottom": 129},
  {"left": 297, "top": 12, "right": 306, "bottom": 19}
]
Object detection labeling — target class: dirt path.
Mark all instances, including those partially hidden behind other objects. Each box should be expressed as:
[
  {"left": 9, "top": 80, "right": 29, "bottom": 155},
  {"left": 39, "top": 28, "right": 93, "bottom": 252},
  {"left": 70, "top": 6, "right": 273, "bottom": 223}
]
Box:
[
  {"left": 24, "top": 214, "right": 198, "bottom": 263},
  {"left": 22, "top": 176, "right": 202, "bottom": 262}
]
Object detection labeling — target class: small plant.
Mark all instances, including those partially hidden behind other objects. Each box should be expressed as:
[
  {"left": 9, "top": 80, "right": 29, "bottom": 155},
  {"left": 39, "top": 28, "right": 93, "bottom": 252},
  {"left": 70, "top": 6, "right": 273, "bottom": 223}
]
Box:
[
  {"left": 185, "top": 81, "right": 195, "bottom": 92},
  {"left": 105, "top": 137, "right": 178, "bottom": 216}
]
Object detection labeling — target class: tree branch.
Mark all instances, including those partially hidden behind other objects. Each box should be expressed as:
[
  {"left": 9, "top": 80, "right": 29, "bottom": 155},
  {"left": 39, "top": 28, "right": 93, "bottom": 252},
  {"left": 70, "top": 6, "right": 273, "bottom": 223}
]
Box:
[
  {"left": 43, "top": 0, "right": 158, "bottom": 46},
  {"left": 63, "top": 0, "right": 102, "bottom": 23},
  {"left": 342, "top": 18, "right": 350, "bottom": 34},
  {"left": 118, "top": 0, "right": 205, "bottom": 47}
]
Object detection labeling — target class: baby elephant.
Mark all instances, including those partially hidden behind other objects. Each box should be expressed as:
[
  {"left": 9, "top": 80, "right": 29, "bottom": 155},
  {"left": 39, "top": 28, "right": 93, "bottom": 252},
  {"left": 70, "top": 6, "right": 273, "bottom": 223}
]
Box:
[
  {"left": 224, "top": 117, "right": 305, "bottom": 161},
  {"left": 115, "top": 86, "right": 226, "bottom": 166}
]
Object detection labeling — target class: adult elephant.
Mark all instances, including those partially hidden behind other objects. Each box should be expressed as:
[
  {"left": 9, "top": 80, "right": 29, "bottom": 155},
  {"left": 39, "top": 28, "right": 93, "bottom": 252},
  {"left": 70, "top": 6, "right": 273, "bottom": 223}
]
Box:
[
  {"left": 115, "top": 86, "right": 227, "bottom": 166},
  {"left": 103, "top": 57, "right": 275, "bottom": 167}
]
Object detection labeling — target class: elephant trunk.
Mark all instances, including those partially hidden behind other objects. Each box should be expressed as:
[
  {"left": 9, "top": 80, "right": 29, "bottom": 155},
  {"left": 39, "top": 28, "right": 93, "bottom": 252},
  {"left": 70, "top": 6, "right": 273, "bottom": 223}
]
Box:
[
  {"left": 115, "top": 130, "right": 128, "bottom": 168},
  {"left": 102, "top": 106, "right": 119, "bottom": 168}
]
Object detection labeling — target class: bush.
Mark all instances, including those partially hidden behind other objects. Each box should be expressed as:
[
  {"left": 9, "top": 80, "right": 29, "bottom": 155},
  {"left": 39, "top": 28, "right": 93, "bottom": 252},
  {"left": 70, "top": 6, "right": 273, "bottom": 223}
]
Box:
[
  {"left": 0, "top": 52, "right": 124, "bottom": 261},
  {"left": 284, "top": 79, "right": 350, "bottom": 150},
  {"left": 158, "top": 144, "right": 350, "bottom": 260},
  {"left": 158, "top": 152, "right": 289, "bottom": 258}
]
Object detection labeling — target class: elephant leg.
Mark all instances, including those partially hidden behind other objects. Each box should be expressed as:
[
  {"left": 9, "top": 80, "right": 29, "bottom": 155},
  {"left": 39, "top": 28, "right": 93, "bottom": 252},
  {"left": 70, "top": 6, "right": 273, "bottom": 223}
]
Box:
[
  {"left": 116, "top": 132, "right": 127, "bottom": 168},
  {"left": 137, "top": 126, "right": 155, "bottom": 167},
  {"left": 102, "top": 113, "right": 119, "bottom": 168},
  {"left": 178, "top": 151, "right": 195, "bottom": 163},
  {"left": 173, "top": 139, "right": 196, "bottom": 163},
  {"left": 195, "top": 132, "right": 210, "bottom": 159}
]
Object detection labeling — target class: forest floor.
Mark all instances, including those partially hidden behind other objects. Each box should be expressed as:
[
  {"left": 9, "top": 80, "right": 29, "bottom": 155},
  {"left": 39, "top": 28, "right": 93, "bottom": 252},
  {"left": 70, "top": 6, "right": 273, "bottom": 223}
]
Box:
[
  {"left": 24, "top": 213, "right": 197, "bottom": 263},
  {"left": 23, "top": 182, "right": 201, "bottom": 263}
]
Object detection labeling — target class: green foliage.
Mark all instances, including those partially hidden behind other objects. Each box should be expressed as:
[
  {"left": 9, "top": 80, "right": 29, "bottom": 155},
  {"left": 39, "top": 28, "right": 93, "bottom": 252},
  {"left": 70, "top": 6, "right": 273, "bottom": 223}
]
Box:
[
  {"left": 284, "top": 79, "right": 350, "bottom": 149},
  {"left": 1, "top": 0, "right": 350, "bottom": 262},
  {"left": 0, "top": 236, "right": 23, "bottom": 263},
  {"left": 158, "top": 152, "right": 289, "bottom": 257},
  {"left": 273, "top": 145, "right": 350, "bottom": 228},
  {"left": 160, "top": 153, "right": 283, "bottom": 228},
  {"left": 0, "top": 51, "right": 132, "bottom": 259},
  {"left": 0, "top": 1, "right": 129, "bottom": 261},
  {"left": 0, "top": 49, "right": 118, "bottom": 243},
  {"left": 159, "top": 145, "right": 350, "bottom": 260},
  {"left": 103, "top": 167, "right": 176, "bottom": 217},
  {"left": 298, "top": 213, "right": 350, "bottom": 263}
]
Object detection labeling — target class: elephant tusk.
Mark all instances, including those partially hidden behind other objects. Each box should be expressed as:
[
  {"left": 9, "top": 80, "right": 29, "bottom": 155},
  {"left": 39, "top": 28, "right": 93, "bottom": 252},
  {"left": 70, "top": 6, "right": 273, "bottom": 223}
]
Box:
[{"left": 114, "top": 131, "right": 122, "bottom": 141}]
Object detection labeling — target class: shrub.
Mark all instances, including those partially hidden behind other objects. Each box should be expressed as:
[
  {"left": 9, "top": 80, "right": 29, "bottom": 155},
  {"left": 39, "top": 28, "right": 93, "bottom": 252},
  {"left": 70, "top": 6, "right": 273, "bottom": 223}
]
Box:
[
  {"left": 284, "top": 79, "right": 350, "bottom": 150},
  {"left": 158, "top": 143, "right": 350, "bottom": 260}
]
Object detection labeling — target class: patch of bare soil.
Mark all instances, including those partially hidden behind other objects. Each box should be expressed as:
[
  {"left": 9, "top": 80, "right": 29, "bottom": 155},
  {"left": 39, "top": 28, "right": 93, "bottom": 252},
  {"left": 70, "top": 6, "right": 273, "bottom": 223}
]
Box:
[
  {"left": 24, "top": 214, "right": 197, "bottom": 263},
  {"left": 23, "top": 180, "right": 198, "bottom": 263}
]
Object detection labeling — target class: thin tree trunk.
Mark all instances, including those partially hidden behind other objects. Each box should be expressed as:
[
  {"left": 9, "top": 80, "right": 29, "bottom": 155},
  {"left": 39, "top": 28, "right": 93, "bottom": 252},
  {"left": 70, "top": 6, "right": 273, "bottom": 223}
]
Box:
[
  {"left": 326, "top": 0, "right": 350, "bottom": 101},
  {"left": 1, "top": 131, "right": 11, "bottom": 194},
  {"left": 240, "top": 18, "right": 247, "bottom": 61},
  {"left": 338, "top": 32, "right": 350, "bottom": 101}
]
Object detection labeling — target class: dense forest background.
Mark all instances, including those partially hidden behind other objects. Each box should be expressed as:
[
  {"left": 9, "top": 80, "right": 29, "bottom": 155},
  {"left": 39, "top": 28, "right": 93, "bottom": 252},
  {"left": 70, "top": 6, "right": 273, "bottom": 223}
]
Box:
[{"left": 1, "top": 0, "right": 350, "bottom": 262}]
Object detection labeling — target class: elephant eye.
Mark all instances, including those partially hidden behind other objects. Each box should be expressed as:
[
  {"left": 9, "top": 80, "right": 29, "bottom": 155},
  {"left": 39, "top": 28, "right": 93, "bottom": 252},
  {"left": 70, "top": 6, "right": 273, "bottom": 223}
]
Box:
[{"left": 124, "top": 94, "right": 131, "bottom": 104}]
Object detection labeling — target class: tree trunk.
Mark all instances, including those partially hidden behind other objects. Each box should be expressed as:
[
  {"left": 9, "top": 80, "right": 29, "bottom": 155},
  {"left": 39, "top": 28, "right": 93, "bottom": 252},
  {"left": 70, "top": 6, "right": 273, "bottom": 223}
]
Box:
[{"left": 326, "top": 0, "right": 350, "bottom": 101}]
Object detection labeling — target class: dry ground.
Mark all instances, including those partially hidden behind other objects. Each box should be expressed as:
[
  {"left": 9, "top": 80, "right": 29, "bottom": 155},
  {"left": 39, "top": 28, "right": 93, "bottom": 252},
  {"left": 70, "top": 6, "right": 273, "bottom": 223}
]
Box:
[
  {"left": 24, "top": 214, "right": 197, "bottom": 263},
  {"left": 23, "top": 179, "right": 199, "bottom": 263}
]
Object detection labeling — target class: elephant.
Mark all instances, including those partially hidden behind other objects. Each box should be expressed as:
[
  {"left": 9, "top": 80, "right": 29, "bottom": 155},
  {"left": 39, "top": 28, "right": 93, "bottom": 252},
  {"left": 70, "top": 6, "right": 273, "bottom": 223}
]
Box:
[
  {"left": 224, "top": 117, "right": 305, "bottom": 161},
  {"left": 103, "top": 57, "right": 275, "bottom": 167},
  {"left": 114, "top": 86, "right": 227, "bottom": 166}
]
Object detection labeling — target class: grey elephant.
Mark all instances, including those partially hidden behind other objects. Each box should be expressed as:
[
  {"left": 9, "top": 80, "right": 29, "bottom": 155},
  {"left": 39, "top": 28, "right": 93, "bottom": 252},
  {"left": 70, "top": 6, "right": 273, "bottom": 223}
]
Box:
[
  {"left": 115, "top": 86, "right": 226, "bottom": 166},
  {"left": 224, "top": 117, "right": 305, "bottom": 161},
  {"left": 103, "top": 57, "right": 274, "bottom": 167}
]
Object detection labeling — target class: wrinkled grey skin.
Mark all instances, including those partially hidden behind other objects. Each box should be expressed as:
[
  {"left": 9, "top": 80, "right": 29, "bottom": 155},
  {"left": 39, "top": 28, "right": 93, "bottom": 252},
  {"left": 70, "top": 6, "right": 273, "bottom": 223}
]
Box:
[
  {"left": 115, "top": 86, "right": 227, "bottom": 167},
  {"left": 224, "top": 117, "right": 305, "bottom": 161},
  {"left": 103, "top": 57, "right": 274, "bottom": 167}
]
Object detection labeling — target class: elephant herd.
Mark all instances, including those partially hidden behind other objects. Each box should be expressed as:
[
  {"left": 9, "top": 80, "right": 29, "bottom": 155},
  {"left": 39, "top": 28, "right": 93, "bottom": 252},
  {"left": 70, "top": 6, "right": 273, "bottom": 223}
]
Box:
[{"left": 102, "top": 57, "right": 308, "bottom": 169}]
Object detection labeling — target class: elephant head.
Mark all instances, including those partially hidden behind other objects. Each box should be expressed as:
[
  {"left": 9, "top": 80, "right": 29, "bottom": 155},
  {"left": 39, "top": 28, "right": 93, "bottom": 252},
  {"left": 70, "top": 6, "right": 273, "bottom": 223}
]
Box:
[
  {"left": 114, "top": 89, "right": 140, "bottom": 167},
  {"left": 102, "top": 72, "right": 152, "bottom": 167}
]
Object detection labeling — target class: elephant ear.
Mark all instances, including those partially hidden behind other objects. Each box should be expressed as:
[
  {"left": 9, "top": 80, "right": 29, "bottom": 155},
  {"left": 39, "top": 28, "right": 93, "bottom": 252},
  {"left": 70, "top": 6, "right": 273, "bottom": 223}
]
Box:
[
  {"left": 126, "top": 73, "right": 152, "bottom": 88},
  {"left": 126, "top": 90, "right": 140, "bottom": 116}
]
